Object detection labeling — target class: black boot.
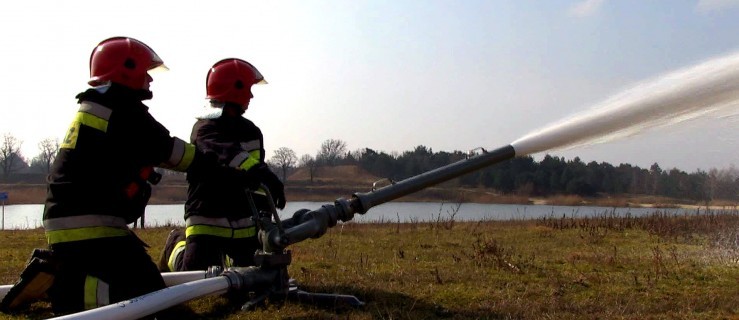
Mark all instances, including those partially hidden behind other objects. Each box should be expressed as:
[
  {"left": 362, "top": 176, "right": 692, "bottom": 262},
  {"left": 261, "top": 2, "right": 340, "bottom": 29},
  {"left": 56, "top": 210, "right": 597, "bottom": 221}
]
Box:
[{"left": 1, "top": 249, "right": 60, "bottom": 312}]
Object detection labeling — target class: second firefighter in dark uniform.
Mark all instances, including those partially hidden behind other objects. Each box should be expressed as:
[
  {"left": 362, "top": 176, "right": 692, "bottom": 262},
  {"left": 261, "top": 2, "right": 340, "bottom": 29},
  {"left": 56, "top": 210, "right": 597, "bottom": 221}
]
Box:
[{"left": 161, "top": 58, "right": 286, "bottom": 272}]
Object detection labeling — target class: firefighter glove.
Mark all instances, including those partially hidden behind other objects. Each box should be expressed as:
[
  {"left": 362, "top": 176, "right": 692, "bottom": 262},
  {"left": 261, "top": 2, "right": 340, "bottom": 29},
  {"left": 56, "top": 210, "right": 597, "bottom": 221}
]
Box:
[{"left": 258, "top": 166, "right": 286, "bottom": 210}]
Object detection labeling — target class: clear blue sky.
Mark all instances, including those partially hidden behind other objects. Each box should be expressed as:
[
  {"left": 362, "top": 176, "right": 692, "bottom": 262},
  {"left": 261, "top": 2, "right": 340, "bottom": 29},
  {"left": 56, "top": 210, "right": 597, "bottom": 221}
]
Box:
[{"left": 1, "top": 0, "right": 738, "bottom": 172}]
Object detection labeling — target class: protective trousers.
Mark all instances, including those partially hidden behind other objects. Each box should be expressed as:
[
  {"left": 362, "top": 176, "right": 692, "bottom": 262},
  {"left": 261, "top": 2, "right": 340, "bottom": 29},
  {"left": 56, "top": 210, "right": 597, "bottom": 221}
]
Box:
[
  {"left": 47, "top": 235, "right": 165, "bottom": 315},
  {"left": 182, "top": 234, "right": 261, "bottom": 271}
]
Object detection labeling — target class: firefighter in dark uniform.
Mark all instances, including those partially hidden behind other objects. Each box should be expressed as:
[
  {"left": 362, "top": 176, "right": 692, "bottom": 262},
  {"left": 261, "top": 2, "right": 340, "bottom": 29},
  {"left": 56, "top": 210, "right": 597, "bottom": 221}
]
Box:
[
  {"left": 12, "top": 37, "right": 220, "bottom": 315},
  {"left": 160, "top": 58, "right": 285, "bottom": 272}
]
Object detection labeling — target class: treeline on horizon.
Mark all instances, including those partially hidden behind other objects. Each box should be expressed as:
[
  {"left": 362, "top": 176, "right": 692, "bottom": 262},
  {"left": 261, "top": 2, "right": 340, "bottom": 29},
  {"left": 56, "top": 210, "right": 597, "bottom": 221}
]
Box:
[
  {"left": 1, "top": 132, "right": 738, "bottom": 202},
  {"left": 308, "top": 145, "right": 738, "bottom": 202}
]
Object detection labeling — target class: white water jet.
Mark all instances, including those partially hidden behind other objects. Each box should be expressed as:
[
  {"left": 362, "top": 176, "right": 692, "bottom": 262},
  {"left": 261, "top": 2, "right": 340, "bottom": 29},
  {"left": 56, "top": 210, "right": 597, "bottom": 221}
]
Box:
[{"left": 511, "top": 51, "right": 739, "bottom": 157}]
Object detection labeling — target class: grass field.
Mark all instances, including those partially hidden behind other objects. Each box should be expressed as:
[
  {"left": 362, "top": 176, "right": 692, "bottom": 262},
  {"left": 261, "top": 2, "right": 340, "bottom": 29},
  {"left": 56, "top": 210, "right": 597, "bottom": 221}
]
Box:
[{"left": 0, "top": 210, "right": 738, "bottom": 319}]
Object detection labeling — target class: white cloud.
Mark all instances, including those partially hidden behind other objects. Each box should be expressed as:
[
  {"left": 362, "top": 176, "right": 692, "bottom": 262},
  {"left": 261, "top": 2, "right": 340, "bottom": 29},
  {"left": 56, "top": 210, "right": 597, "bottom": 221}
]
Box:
[
  {"left": 568, "top": 0, "right": 605, "bottom": 17},
  {"left": 696, "top": 0, "right": 739, "bottom": 13}
]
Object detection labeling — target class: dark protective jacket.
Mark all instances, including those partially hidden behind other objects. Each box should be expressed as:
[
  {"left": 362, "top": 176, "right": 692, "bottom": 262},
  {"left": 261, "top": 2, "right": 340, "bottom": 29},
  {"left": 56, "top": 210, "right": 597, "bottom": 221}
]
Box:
[
  {"left": 184, "top": 106, "right": 265, "bottom": 222},
  {"left": 43, "top": 84, "right": 199, "bottom": 245}
]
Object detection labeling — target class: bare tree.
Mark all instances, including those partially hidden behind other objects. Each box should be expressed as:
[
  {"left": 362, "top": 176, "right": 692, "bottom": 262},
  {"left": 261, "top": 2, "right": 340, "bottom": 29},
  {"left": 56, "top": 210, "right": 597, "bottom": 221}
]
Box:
[
  {"left": 316, "top": 138, "right": 347, "bottom": 166},
  {"left": 706, "top": 165, "right": 739, "bottom": 202},
  {"left": 300, "top": 154, "right": 316, "bottom": 183},
  {"left": 37, "top": 137, "right": 60, "bottom": 173},
  {"left": 0, "top": 133, "right": 23, "bottom": 178},
  {"left": 269, "top": 147, "right": 298, "bottom": 182}
]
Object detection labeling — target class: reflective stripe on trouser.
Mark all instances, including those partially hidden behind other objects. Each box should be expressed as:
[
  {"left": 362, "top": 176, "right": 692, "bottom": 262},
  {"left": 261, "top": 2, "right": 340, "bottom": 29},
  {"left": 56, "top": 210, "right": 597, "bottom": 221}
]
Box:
[
  {"left": 167, "top": 240, "right": 187, "bottom": 272},
  {"left": 185, "top": 216, "right": 256, "bottom": 239},
  {"left": 84, "top": 275, "right": 109, "bottom": 310},
  {"left": 44, "top": 215, "right": 130, "bottom": 244}
]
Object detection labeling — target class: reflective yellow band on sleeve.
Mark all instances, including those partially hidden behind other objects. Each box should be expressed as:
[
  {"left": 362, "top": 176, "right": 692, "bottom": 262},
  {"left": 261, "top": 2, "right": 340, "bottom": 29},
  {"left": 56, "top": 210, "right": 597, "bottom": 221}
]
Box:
[
  {"left": 239, "top": 157, "right": 260, "bottom": 171},
  {"left": 228, "top": 149, "right": 262, "bottom": 172},
  {"left": 186, "top": 225, "right": 256, "bottom": 239},
  {"left": 61, "top": 102, "right": 112, "bottom": 149},
  {"left": 172, "top": 143, "right": 196, "bottom": 172},
  {"left": 240, "top": 151, "right": 261, "bottom": 171},
  {"left": 164, "top": 138, "right": 196, "bottom": 172},
  {"left": 45, "top": 227, "right": 130, "bottom": 244},
  {"left": 78, "top": 112, "right": 109, "bottom": 132},
  {"left": 248, "top": 150, "right": 261, "bottom": 164}
]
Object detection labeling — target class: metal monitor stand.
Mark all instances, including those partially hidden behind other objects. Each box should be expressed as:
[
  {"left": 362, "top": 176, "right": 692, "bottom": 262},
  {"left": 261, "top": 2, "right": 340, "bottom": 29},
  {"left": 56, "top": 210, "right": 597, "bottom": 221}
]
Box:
[{"left": 240, "top": 187, "right": 364, "bottom": 311}]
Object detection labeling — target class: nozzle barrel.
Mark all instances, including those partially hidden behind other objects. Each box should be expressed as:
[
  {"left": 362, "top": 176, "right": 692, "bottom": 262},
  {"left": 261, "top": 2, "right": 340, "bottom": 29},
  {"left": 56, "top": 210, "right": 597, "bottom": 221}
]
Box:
[
  {"left": 263, "top": 198, "right": 354, "bottom": 251},
  {"left": 352, "top": 144, "right": 516, "bottom": 213},
  {"left": 261, "top": 145, "right": 516, "bottom": 252}
]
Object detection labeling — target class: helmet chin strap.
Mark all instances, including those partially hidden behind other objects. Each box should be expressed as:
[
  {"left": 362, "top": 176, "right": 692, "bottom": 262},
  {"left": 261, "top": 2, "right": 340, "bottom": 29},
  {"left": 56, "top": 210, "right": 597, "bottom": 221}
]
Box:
[
  {"left": 196, "top": 101, "right": 245, "bottom": 119},
  {"left": 137, "top": 89, "right": 154, "bottom": 101},
  {"left": 223, "top": 103, "right": 245, "bottom": 116},
  {"left": 95, "top": 82, "right": 153, "bottom": 101}
]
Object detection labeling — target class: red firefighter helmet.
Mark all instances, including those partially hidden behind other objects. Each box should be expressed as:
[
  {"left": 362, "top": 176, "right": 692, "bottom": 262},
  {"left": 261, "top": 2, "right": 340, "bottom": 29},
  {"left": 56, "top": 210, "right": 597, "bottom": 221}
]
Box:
[
  {"left": 206, "top": 58, "right": 266, "bottom": 106},
  {"left": 88, "top": 37, "right": 167, "bottom": 89}
]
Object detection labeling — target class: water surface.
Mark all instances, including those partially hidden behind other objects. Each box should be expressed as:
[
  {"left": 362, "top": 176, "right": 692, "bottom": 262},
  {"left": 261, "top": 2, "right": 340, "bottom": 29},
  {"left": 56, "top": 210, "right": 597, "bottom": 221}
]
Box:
[{"left": 0, "top": 202, "right": 694, "bottom": 230}]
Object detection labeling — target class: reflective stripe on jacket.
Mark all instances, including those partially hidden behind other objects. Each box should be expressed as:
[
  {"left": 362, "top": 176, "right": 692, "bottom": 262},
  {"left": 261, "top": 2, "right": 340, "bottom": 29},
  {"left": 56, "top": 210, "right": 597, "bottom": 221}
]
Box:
[
  {"left": 44, "top": 215, "right": 130, "bottom": 244},
  {"left": 185, "top": 216, "right": 256, "bottom": 239},
  {"left": 44, "top": 84, "right": 200, "bottom": 243},
  {"left": 185, "top": 111, "right": 265, "bottom": 220}
]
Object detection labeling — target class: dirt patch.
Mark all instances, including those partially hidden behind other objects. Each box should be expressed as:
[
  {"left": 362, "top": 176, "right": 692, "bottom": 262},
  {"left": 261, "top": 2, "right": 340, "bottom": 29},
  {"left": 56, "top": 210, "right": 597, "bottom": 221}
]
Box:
[
  {"left": 0, "top": 184, "right": 47, "bottom": 204},
  {"left": 289, "top": 165, "right": 381, "bottom": 185}
]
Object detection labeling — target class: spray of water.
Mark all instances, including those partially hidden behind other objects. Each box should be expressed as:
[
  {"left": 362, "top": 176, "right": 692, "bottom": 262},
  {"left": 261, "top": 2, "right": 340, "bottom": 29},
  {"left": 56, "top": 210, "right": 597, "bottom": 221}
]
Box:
[{"left": 511, "top": 51, "right": 739, "bottom": 157}]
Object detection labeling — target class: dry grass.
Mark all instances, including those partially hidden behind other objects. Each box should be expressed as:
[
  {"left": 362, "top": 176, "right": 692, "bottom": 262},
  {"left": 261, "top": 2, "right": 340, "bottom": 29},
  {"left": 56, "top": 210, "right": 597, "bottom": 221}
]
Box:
[
  {"left": 289, "top": 165, "right": 381, "bottom": 185},
  {"left": 586, "top": 196, "right": 631, "bottom": 208},
  {"left": 544, "top": 194, "right": 585, "bottom": 206},
  {"left": 704, "top": 199, "right": 739, "bottom": 208},
  {"left": 1, "top": 210, "right": 738, "bottom": 319},
  {"left": 462, "top": 190, "right": 531, "bottom": 204}
]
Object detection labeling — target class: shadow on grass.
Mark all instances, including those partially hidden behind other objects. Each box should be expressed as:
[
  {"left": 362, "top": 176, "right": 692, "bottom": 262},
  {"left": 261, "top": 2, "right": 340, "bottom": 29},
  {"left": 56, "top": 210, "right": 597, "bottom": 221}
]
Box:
[
  {"left": 194, "top": 284, "right": 509, "bottom": 320},
  {"left": 0, "top": 301, "right": 55, "bottom": 320},
  {"left": 1, "top": 285, "right": 508, "bottom": 319}
]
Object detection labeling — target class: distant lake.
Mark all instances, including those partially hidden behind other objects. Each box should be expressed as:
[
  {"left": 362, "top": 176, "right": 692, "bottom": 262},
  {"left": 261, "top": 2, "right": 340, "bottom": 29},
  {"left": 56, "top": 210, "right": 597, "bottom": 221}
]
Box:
[{"left": 0, "top": 202, "right": 698, "bottom": 230}]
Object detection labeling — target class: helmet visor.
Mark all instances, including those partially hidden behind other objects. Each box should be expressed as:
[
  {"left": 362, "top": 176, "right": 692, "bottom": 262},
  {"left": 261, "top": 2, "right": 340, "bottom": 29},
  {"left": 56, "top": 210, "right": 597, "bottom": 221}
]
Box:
[
  {"left": 148, "top": 51, "right": 169, "bottom": 72},
  {"left": 254, "top": 69, "right": 267, "bottom": 84},
  {"left": 149, "top": 63, "right": 169, "bottom": 74}
]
